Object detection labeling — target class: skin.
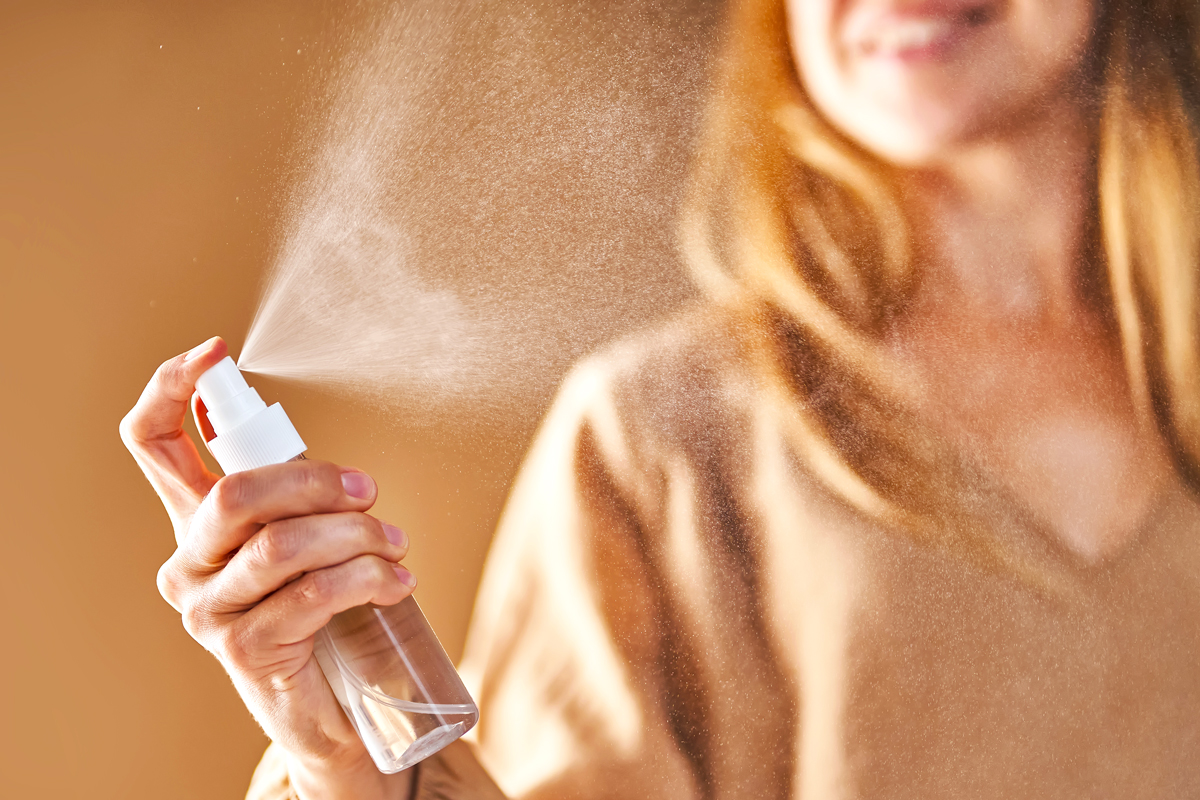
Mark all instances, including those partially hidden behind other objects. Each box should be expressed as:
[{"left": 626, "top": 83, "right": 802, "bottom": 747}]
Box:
[
  {"left": 788, "top": 0, "right": 1174, "bottom": 560},
  {"left": 123, "top": 2, "right": 1177, "bottom": 798}
]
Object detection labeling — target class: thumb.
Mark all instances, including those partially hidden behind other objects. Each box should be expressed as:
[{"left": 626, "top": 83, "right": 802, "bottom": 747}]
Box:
[{"left": 120, "top": 336, "right": 228, "bottom": 538}]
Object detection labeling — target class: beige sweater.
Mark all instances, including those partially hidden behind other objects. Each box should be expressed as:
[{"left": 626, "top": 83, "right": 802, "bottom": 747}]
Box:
[{"left": 248, "top": 310, "right": 1200, "bottom": 800}]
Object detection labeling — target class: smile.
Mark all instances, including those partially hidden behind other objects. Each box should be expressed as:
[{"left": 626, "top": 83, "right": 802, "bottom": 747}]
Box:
[{"left": 848, "top": 4, "right": 997, "bottom": 60}]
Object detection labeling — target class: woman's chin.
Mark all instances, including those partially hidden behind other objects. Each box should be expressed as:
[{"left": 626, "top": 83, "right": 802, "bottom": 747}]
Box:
[{"left": 842, "top": 114, "right": 970, "bottom": 169}]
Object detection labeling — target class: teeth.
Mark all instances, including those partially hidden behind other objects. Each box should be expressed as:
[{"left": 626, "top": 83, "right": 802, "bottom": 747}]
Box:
[{"left": 861, "top": 19, "right": 953, "bottom": 56}]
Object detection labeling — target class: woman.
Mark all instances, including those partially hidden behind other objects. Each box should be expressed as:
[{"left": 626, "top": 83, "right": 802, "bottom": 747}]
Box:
[{"left": 121, "top": 0, "right": 1200, "bottom": 797}]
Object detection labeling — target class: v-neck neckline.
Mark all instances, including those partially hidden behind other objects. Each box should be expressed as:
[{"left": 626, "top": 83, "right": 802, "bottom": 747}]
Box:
[
  {"left": 1034, "top": 475, "right": 1180, "bottom": 573},
  {"left": 974, "top": 464, "right": 1185, "bottom": 578}
]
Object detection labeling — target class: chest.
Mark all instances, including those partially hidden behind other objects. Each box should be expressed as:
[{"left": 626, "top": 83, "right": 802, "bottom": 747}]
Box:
[
  {"left": 889, "top": 319, "right": 1173, "bottom": 562},
  {"left": 836, "top": 542, "right": 1200, "bottom": 799},
  {"left": 748, "top": 454, "right": 1200, "bottom": 800}
]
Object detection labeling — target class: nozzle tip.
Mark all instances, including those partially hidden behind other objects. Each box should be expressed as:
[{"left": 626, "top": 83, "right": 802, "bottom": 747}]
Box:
[{"left": 196, "top": 356, "right": 250, "bottom": 407}]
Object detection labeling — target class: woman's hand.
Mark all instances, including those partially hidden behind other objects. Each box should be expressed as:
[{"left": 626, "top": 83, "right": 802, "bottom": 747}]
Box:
[{"left": 120, "top": 337, "right": 416, "bottom": 800}]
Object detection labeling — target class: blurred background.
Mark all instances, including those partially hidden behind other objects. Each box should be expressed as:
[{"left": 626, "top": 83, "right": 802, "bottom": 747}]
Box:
[{"left": 0, "top": 1, "right": 720, "bottom": 797}]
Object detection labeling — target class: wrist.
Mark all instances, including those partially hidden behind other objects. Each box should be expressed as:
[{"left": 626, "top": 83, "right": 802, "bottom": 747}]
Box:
[{"left": 285, "top": 749, "right": 415, "bottom": 800}]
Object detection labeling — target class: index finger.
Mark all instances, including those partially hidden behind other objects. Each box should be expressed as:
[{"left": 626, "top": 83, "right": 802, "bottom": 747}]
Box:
[{"left": 120, "top": 336, "right": 228, "bottom": 531}]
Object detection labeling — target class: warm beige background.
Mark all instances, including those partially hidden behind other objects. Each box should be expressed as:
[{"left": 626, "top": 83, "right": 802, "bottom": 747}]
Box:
[{"left": 0, "top": 2, "right": 717, "bottom": 798}]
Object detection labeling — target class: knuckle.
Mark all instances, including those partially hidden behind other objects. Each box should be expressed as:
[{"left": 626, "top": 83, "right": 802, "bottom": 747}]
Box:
[
  {"left": 118, "top": 411, "right": 139, "bottom": 448},
  {"left": 209, "top": 473, "right": 252, "bottom": 518},
  {"left": 295, "top": 569, "right": 336, "bottom": 608},
  {"left": 367, "top": 556, "right": 396, "bottom": 589},
  {"left": 119, "top": 358, "right": 185, "bottom": 450},
  {"left": 350, "top": 512, "right": 383, "bottom": 544},
  {"left": 180, "top": 601, "right": 207, "bottom": 641},
  {"left": 181, "top": 597, "right": 225, "bottom": 652},
  {"left": 296, "top": 461, "right": 341, "bottom": 503},
  {"left": 150, "top": 359, "right": 179, "bottom": 395},
  {"left": 156, "top": 561, "right": 180, "bottom": 606},
  {"left": 245, "top": 522, "right": 300, "bottom": 569}
]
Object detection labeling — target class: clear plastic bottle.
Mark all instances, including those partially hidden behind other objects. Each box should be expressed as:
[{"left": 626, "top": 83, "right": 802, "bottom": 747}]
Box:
[{"left": 195, "top": 356, "right": 478, "bottom": 773}]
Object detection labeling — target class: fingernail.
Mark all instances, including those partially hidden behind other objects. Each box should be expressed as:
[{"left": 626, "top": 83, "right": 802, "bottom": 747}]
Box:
[
  {"left": 341, "top": 471, "right": 375, "bottom": 500},
  {"left": 393, "top": 566, "right": 417, "bottom": 589},
  {"left": 184, "top": 337, "right": 219, "bottom": 362},
  {"left": 383, "top": 523, "right": 407, "bottom": 548}
]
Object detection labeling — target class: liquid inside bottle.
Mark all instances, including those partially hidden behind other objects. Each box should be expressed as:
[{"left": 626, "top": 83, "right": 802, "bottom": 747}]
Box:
[{"left": 314, "top": 596, "right": 479, "bottom": 773}]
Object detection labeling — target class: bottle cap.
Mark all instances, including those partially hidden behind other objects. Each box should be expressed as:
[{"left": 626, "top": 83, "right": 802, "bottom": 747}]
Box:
[{"left": 195, "top": 356, "right": 307, "bottom": 473}]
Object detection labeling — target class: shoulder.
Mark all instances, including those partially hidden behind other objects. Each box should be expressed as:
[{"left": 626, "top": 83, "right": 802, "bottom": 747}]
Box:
[{"left": 549, "top": 302, "right": 759, "bottom": 476}]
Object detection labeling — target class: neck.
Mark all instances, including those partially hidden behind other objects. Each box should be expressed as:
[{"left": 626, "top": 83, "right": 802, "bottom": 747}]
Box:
[{"left": 898, "top": 97, "right": 1096, "bottom": 330}]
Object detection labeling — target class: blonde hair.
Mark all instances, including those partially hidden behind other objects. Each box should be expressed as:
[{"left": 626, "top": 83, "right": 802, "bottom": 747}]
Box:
[{"left": 681, "top": 0, "right": 1200, "bottom": 570}]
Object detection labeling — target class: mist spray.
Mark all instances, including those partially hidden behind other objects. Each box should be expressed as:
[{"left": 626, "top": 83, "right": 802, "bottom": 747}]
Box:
[{"left": 194, "top": 356, "right": 479, "bottom": 774}]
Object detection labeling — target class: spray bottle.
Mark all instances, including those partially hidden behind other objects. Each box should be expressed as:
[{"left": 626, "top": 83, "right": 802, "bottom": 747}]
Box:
[{"left": 194, "top": 356, "right": 479, "bottom": 774}]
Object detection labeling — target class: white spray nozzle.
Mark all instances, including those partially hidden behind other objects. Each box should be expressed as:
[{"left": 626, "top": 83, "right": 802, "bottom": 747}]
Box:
[
  {"left": 196, "top": 357, "right": 265, "bottom": 434},
  {"left": 196, "top": 356, "right": 307, "bottom": 474}
]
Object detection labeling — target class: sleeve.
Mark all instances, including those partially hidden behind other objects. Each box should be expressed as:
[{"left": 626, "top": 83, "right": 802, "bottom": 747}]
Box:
[
  {"left": 456, "top": 359, "right": 700, "bottom": 800},
  {"left": 245, "top": 737, "right": 505, "bottom": 800},
  {"left": 246, "top": 358, "right": 700, "bottom": 800}
]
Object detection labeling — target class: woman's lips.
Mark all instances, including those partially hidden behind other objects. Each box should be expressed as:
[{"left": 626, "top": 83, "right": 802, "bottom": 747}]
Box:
[{"left": 846, "top": 4, "right": 997, "bottom": 60}]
